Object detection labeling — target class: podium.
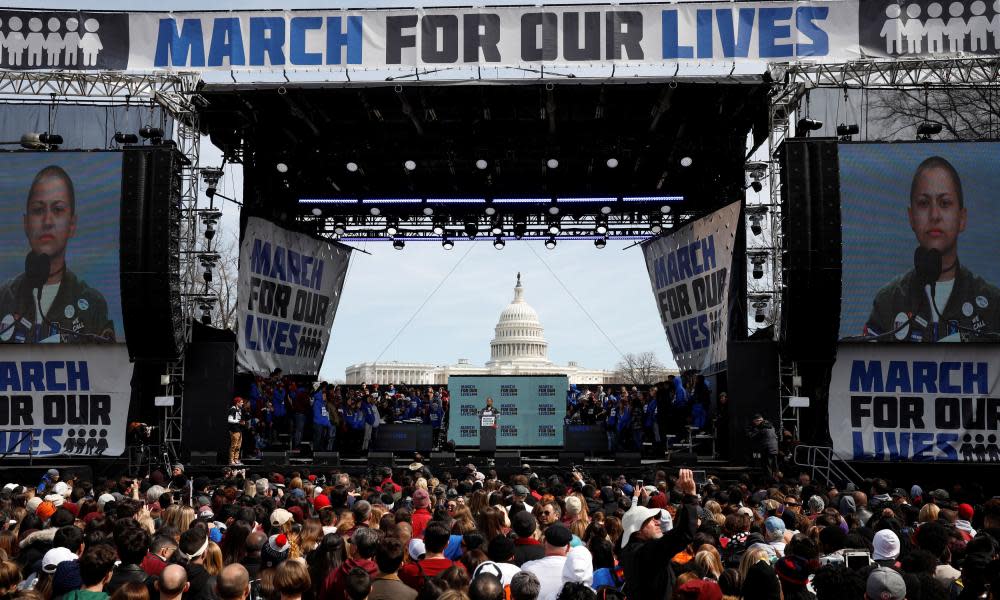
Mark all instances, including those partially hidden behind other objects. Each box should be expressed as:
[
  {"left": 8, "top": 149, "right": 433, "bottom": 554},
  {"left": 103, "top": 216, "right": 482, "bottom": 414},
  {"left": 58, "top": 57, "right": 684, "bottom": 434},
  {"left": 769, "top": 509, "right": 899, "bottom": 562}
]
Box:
[{"left": 480, "top": 414, "right": 496, "bottom": 454}]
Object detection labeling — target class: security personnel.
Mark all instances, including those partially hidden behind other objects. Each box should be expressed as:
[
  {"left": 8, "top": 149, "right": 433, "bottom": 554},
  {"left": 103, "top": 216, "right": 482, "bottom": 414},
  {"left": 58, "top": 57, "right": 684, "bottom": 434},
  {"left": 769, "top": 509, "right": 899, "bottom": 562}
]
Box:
[
  {"left": 866, "top": 156, "right": 1000, "bottom": 341},
  {"left": 0, "top": 165, "right": 114, "bottom": 343}
]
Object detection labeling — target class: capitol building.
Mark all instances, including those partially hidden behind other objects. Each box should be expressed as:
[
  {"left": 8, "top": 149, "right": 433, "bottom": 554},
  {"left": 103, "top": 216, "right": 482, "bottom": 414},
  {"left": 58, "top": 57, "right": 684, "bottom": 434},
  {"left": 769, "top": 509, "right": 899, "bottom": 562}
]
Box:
[{"left": 345, "top": 274, "right": 616, "bottom": 386}]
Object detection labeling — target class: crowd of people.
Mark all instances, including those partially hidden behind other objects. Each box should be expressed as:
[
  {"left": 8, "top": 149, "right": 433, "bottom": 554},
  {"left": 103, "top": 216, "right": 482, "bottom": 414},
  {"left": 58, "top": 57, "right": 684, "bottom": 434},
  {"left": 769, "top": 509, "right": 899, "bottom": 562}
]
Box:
[{"left": 1, "top": 463, "right": 998, "bottom": 600}]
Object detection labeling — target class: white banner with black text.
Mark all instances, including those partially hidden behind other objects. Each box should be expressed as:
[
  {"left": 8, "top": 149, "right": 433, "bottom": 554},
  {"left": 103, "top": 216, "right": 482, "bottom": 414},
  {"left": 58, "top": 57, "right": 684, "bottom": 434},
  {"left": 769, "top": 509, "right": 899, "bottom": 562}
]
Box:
[
  {"left": 829, "top": 344, "right": 1000, "bottom": 462},
  {"left": 237, "top": 217, "right": 351, "bottom": 377},
  {"left": 0, "top": 345, "right": 133, "bottom": 457},
  {"left": 641, "top": 201, "right": 739, "bottom": 373}
]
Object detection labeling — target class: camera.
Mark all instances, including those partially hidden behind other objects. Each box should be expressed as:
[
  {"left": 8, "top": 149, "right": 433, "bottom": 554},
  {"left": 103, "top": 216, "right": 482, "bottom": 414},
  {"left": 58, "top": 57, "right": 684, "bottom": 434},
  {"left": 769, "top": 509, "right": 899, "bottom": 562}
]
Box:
[{"left": 845, "top": 550, "right": 872, "bottom": 570}]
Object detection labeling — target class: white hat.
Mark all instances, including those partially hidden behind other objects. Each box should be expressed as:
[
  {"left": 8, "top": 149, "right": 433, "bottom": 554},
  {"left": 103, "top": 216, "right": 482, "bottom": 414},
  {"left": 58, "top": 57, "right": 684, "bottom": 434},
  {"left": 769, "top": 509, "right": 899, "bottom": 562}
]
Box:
[
  {"left": 620, "top": 505, "right": 663, "bottom": 547},
  {"left": 3, "top": 484, "right": 18, "bottom": 491},
  {"left": 873, "top": 529, "right": 901, "bottom": 561},
  {"left": 42, "top": 547, "right": 77, "bottom": 573},
  {"left": 564, "top": 496, "right": 582, "bottom": 516},
  {"left": 270, "top": 508, "right": 293, "bottom": 528},
  {"left": 44, "top": 494, "right": 64, "bottom": 507},
  {"left": 408, "top": 538, "right": 426, "bottom": 561},
  {"left": 52, "top": 482, "right": 70, "bottom": 497},
  {"left": 562, "top": 546, "right": 594, "bottom": 586},
  {"left": 97, "top": 493, "right": 116, "bottom": 510},
  {"left": 474, "top": 471, "right": 485, "bottom": 482}
]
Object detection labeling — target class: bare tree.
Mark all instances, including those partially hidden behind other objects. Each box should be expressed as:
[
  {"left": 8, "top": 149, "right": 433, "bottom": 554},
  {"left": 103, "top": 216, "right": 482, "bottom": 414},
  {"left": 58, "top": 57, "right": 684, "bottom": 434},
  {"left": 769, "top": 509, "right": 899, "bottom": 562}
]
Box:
[
  {"left": 869, "top": 86, "right": 1000, "bottom": 140},
  {"left": 614, "top": 352, "right": 668, "bottom": 385},
  {"left": 208, "top": 230, "right": 240, "bottom": 331}
]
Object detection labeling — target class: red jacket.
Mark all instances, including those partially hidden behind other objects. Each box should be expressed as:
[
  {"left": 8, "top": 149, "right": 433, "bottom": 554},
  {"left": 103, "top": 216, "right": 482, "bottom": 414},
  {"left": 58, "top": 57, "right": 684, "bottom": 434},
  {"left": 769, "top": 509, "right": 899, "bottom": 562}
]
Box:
[
  {"left": 411, "top": 507, "right": 433, "bottom": 539},
  {"left": 399, "top": 558, "right": 464, "bottom": 590},
  {"left": 323, "top": 558, "right": 379, "bottom": 600}
]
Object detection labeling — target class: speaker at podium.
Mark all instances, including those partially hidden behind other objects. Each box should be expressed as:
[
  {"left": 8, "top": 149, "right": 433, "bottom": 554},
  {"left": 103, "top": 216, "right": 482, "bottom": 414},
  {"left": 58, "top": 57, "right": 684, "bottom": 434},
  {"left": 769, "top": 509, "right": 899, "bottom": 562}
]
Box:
[{"left": 479, "top": 413, "right": 497, "bottom": 455}]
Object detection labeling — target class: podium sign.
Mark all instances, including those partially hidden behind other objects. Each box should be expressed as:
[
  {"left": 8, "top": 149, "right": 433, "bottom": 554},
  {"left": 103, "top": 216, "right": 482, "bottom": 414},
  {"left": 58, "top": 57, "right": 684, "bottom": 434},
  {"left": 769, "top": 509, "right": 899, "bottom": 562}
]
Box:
[{"left": 480, "top": 415, "right": 496, "bottom": 427}]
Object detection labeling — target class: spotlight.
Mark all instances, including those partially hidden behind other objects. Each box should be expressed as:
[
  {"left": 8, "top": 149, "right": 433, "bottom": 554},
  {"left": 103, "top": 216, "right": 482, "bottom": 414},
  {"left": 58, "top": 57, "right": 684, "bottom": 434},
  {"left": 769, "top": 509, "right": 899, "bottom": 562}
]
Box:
[
  {"left": 747, "top": 207, "right": 768, "bottom": 236},
  {"left": 334, "top": 219, "right": 347, "bottom": 235},
  {"left": 917, "top": 122, "right": 943, "bottom": 139},
  {"left": 442, "top": 237, "right": 454, "bottom": 250},
  {"left": 837, "top": 123, "right": 859, "bottom": 140},
  {"left": 547, "top": 221, "right": 561, "bottom": 235},
  {"left": 422, "top": 205, "right": 434, "bottom": 216},
  {"left": 370, "top": 207, "right": 381, "bottom": 216},
  {"left": 595, "top": 219, "right": 608, "bottom": 235},
  {"left": 548, "top": 201, "right": 559, "bottom": 215},
  {"left": 404, "top": 160, "right": 417, "bottom": 171},
  {"left": 386, "top": 217, "right": 399, "bottom": 236},
  {"left": 544, "top": 236, "right": 557, "bottom": 250},
  {"left": 660, "top": 205, "right": 672, "bottom": 214},
  {"left": 606, "top": 158, "right": 619, "bottom": 168},
  {"left": 650, "top": 220, "right": 662, "bottom": 234},
  {"left": 113, "top": 132, "right": 139, "bottom": 144},
  {"left": 311, "top": 207, "right": 322, "bottom": 216},
  {"left": 464, "top": 219, "right": 478, "bottom": 238},
  {"left": 546, "top": 158, "right": 559, "bottom": 169},
  {"left": 490, "top": 219, "right": 503, "bottom": 235},
  {"left": 750, "top": 181, "right": 763, "bottom": 193},
  {"left": 796, "top": 118, "right": 823, "bottom": 136},
  {"left": 200, "top": 307, "right": 212, "bottom": 326},
  {"left": 139, "top": 125, "right": 164, "bottom": 140},
  {"left": 276, "top": 162, "right": 289, "bottom": 174},
  {"left": 393, "top": 238, "right": 405, "bottom": 250},
  {"left": 346, "top": 161, "right": 359, "bottom": 172},
  {"left": 20, "top": 132, "right": 63, "bottom": 149},
  {"left": 594, "top": 237, "right": 607, "bottom": 249},
  {"left": 493, "top": 236, "right": 505, "bottom": 250},
  {"left": 484, "top": 201, "right": 497, "bottom": 216},
  {"left": 41, "top": 133, "right": 63, "bottom": 146},
  {"left": 680, "top": 156, "right": 693, "bottom": 167},
  {"left": 432, "top": 219, "right": 445, "bottom": 235},
  {"left": 600, "top": 205, "right": 613, "bottom": 215},
  {"left": 749, "top": 252, "right": 768, "bottom": 279},
  {"left": 751, "top": 296, "right": 770, "bottom": 323},
  {"left": 476, "top": 159, "right": 488, "bottom": 170},
  {"left": 203, "top": 267, "right": 213, "bottom": 283},
  {"left": 204, "top": 221, "right": 216, "bottom": 241}
]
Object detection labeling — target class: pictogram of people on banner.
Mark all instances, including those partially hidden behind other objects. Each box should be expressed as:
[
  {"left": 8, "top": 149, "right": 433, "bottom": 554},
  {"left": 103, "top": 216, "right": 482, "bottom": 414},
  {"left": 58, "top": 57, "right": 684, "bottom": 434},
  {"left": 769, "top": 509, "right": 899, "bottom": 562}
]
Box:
[
  {"left": 880, "top": 1, "right": 1000, "bottom": 55},
  {"left": 0, "top": 15, "right": 102, "bottom": 67}
]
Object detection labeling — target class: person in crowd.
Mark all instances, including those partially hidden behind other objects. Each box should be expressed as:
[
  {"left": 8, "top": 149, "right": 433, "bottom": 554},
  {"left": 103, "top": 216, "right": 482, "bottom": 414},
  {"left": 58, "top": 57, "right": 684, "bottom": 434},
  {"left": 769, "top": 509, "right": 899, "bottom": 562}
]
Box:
[
  {"left": 215, "top": 565, "right": 250, "bottom": 600},
  {"left": 745, "top": 414, "right": 779, "bottom": 478},
  {"left": 228, "top": 398, "right": 246, "bottom": 466},
  {"left": 520, "top": 525, "right": 572, "bottom": 600},
  {"left": 156, "top": 565, "right": 189, "bottom": 600}
]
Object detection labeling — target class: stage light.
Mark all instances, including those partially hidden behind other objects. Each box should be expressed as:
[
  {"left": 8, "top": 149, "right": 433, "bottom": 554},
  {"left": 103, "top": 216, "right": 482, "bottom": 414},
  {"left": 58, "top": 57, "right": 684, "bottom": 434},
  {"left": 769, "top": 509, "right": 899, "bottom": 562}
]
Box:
[
  {"left": 650, "top": 220, "right": 663, "bottom": 234},
  {"left": 660, "top": 205, "right": 672, "bottom": 214},
  {"left": 796, "top": 118, "right": 823, "bottom": 136},
  {"left": 160, "top": 374, "right": 171, "bottom": 386},
  {"left": 484, "top": 201, "right": 497, "bottom": 216},
  {"left": 493, "top": 236, "right": 505, "bottom": 250},
  {"left": 595, "top": 219, "right": 608, "bottom": 235},
  {"left": 747, "top": 207, "right": 768, "bottom": 236},
  {"left": 594, "top": 237, "right": 607, "bottom": 249},
  {"left": 404, "top": 160, "right": 417, "bottom": 171},
  {"left": 370, "top": 207, "right": 381, "bottom": 216},
  {"left": 114, "top": 132, "right": 139, "bottom": 144},
  {"left": 464, "top": 219, "right": 478, "bottom": 238},
  {"left": 139, "top": 125, "right": 164, "bottom": 140},
  {"left": 476, "top": 159, "right": 488, "bottom": 170},
  {"left": 750, "top": 181, "right": 763, "bottom": 193},
  {"left": 204, "top": 221, "right": 216, "bottom": 241},
  {"left": 680, "top": 156, "right": 693, "bottom": 167},
  {"left": 203, "top": 267, "right": 213, "bottom": 283},
  {"left": 917, "top": 122, "right": 943, "bottom": 139},
  {"left": 386, "top": 217, "right": 399, "bottom": 236},
  {"left": 600, "top": 205, "right": 613, "bottom": 215},
  {"left": 548, "top": 221, "right": 561, "bottom": 235},
  {"left": 751, "top": 296, "right": 770, "bottom": 323},
  {"left": 514, "top": 220, "right": 527, "bottom": 239},
  {"left": 393, "top": 238, "right": 405, "bottom": 250},
  {"left": 346, "top": 161, "right": 359, "bottom": 172},
  {"left": 276, "top": 162, "right": 289, "bottom": 174},
  {"left": 606, "top": 157, "right": 619, "bottom": 168},
  {"left": 548, "top": 201, "right": 559, "bottom": 215},
  {"left": 432, "top": 219, "right": 445, "bottom": 235},
  {"left": 490, "top": 219, "right": 503, "bottom": 235},
  {"left": 750, "top": 252, "right": 767, "bottom": 279},
  {"left": 546, "top": 158, "right": 559, "bottom": 169},
  {"left": 544, "top": 236, "right": 557, "bottom": 250},
  {"left": 21, "top": 132, "right": 63, "bottom": 149},
  {"left": 311, "top": 207, "right": 322, "bottom": 216},
  {"left": 200, "top": 307, "right": 212, "bottom": 325},
  {"left": 837, "top": 123, "right": 860, "bottom": 140},
  {"left": 423, "top": 205, "right": 434, "bottom": 216},
  {"left": 442, "top": 237, "right": 454, "bottom": 250},
  {"left": 334, "top": 219, "right": 346, "bottom": 235}
]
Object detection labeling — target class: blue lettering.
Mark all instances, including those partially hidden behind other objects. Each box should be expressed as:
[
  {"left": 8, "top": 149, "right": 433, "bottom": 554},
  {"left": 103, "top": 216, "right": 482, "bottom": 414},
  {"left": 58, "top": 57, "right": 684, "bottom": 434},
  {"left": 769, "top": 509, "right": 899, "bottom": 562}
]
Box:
[
  {"left": 244, "top": 315, "right": 257, "bottom": 350},
  {"left": 677, "top": 243, "right": 693, "bottom": 280},
  {"left": 696, "top": 9, "right": 712, "bottom": 58},
  {"left": 885, "top": 361, "right": 911, "bottom": 393},
  {"left": 795, "top": 7, "right": 829, "bottom": 56},
  {"left": 287, "top": 250, "right": 302, "bottom": 286},
  {"left": 850, "top": 360, "right": 883, "bottom": 393},
  {"left": 44, "top": 362, "right": 65, "bottom": 392},
  {"left": 666, "top": 253, "right": 680, "bottom": 285},
  {"left": 208, "top": 18, "right": 245, "bottom": 67},
  {"left": 661, "top": 10, "right": 694, "bottom": 59},
  {"left": 155, "top": 19, "right": 206, "bottom": 67},
  {"left": 250, "top": 17, "right": 285, "bottom": 66},
  {"left": 913, "top": 361, "right": 937, "bottom": 393},
  {"left": 940, "top": 362, "right": 961, "bottom": 393},
  {"left": 911, "top": 433, "right": 934, "bottom": 461},
  {"left": 250, "top": 239, "right": 271, "bottom": 277},
  {"left": 964, "top": 362, "right": 989, "bottom": 395},
  {"left": 654, "top": 257, "right": 668, "bottom": 289},
  {"left": 758, "top": 7, "right": 793, "bottom": 58},
  {"left": 0, "top": 363, "right": 20, "bottom": 392},
  {"left": 715, "top": 8, "right": 755, "bottom": 58},
  {"left": 702, "top": 235, "right": 716, "bottom": 270},
  {"left": 311, "top": 257, "right": 324, "bottom": 291},
  {"left": 326, "top": 16, "right": 363, "bottom": 64},
  {"left": 935, "top": 434, "right": 959, "bottom": 461},
  {"left": 290, "top": 17, "right": 322, "bottom": 65},
  {"left": 66, "top": 361, "right": 88, "bottom": 391},
  {"left": 271, "top": 244, "right": 287, "bottom": 281},
  {"left": 22, "top": 362, "right": 43, "bottom": 392}
]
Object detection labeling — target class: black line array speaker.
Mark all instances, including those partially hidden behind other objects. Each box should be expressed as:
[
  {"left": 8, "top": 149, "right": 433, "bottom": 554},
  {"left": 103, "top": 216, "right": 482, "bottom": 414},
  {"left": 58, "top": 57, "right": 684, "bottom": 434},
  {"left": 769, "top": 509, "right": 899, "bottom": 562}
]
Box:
[
  {"left": 182, "top": 336, "right": 235, "bottom": 456},
  {"left": 121, "top": 147, "right": 186, "bottom": 361},
  {"left": 780, "top": 139, "right": 842, "bottom": 361}
]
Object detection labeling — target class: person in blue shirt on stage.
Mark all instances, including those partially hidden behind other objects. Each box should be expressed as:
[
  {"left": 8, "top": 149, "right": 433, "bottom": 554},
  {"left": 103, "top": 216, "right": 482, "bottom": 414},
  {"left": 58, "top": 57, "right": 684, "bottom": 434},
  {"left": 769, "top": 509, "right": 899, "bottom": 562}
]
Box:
[
  {"left": 271, "top": 382, "right": 287, "bottom": 442},
  {"left": 617, "top": 397, "right": 632, "bottom": 449},
  {"left": 643, "top": 393, "right": 659, "bottom": 449},
  {"left": 429, "top": 399, "right": 444, "bottom": 430},
  {"left": 312, "top": 383, "right": 333, "bottom": 451},
  {"left": 362, "top": 395, "right": 381, "bottom": 451},
  {"left": 603, "top": 394, "right": 618, "bottom": 452}
]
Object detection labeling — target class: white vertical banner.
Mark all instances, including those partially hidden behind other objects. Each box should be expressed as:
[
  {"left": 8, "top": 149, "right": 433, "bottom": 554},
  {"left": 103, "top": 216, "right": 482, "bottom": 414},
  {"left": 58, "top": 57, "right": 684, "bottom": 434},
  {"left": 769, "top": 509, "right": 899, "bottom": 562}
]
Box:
[
  {"left": 829, "top": 344, "right": 1000, "bottom": 462},
  {"left": 641, "top": 201, "right": 740, "bottom": 373},
  {"left": 237, "top": 217, "right": 351, "bottom": 376},
  {"left": 0, "top": 345, "right": 133, "bottom": 457}
]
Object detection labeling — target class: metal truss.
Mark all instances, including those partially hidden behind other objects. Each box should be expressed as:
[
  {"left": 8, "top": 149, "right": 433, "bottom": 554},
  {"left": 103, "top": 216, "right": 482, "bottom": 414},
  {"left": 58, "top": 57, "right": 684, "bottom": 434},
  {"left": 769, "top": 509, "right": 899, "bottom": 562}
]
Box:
[
  {"left": 784, "top": 57, "right": 1000, "bottom": 90},
  {"left": 0, "top": 70, "right": 199, "bottom": 100}
]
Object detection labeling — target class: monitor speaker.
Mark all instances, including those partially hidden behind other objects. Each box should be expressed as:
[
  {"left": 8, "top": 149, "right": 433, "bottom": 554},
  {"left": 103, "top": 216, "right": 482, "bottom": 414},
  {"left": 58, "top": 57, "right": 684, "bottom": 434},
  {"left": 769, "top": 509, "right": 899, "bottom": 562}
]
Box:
[
  {"left": 261, "top": 451, "right": 286, "bottom": 465},
  {"left": 560, "top": 452, "right": 584, "bottom": 466},
  {"left": 313, "top": 452, "right": 339, "bottom": 466},
  {"left": 670, "top": 452, "right": 699, "bottom": 466},
  {"left": 616, "top": 452, "right": 641, "bottom": 463},
  {"left": 369, "top": 452, "right": 394, "bottom": 464},
  {"left": 495, "top": 451, "right": 521, "bottom": 467},
  {"left": 190, "top": 451, "right": 218, "bottom": 466}
]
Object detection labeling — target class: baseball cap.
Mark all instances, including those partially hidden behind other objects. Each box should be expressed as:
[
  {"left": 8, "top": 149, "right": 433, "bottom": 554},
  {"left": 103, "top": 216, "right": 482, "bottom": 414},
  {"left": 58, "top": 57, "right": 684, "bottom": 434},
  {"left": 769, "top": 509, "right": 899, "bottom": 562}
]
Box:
[
  {"left": 929, "top": 489, "right": 950, "bottom": 502},
  {"left": 408, "top": 538, "right": 426, "bottom": 561},
  {"left": 511, "top": 511, "right": 537, "bottom": 538},
  {"left": 42, "top": 547, "right": 77, "bottom": 573},
  {"left": 872, "top": 530, "right": 900, "bottom": 561},
  {"left": 270, "top": 508, "right": 293, "bottom": 528},
  {"left": 866, "top": 567, "right": 906, "bottom": 600},
  {"left": 513, "top": 485, "right": 529, "bottom": 496},
  {"left": 958, "top": 503, "right": 974, "bottom": 521},
  {"left": 47, "top": 469, "right": 60, "bottom": 478},
  {"left": 544, "top": 524, "right": 573, "bottom": 547}
]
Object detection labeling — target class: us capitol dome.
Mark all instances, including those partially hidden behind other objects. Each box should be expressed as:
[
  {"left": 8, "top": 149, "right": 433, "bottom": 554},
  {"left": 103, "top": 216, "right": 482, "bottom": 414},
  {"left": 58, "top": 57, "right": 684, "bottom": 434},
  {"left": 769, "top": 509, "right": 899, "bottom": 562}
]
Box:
[{"left": 345, "top": 273, "right": 613, "bottom": 385}]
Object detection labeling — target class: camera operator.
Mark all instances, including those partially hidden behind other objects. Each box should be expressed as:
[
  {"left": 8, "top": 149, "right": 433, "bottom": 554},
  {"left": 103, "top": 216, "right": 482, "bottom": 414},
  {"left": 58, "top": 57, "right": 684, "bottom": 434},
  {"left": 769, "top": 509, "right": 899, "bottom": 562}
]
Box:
[{"left": 745, "top": 413, "right": 779, "bottom": 478}]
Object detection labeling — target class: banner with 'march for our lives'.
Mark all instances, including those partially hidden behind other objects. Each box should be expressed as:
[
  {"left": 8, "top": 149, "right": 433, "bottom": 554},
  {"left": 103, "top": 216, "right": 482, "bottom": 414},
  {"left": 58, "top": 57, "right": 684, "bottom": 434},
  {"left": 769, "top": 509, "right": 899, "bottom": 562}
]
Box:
[
  {"left": 641, "top": 201, "right": 739, "bottom": 374},
  {"left": 237, "top": 217, "right": 351, "bottom": 377}
]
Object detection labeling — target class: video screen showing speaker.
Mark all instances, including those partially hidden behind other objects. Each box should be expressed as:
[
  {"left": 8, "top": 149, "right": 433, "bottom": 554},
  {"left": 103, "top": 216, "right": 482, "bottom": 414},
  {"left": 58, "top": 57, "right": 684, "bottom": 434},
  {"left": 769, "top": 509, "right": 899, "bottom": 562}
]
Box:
[
  {"left": 0, "top": 151, "right": 123, "bottom": 344},
  {"left": 839, "top": 142, "right": 1000, "bottom": 342}
]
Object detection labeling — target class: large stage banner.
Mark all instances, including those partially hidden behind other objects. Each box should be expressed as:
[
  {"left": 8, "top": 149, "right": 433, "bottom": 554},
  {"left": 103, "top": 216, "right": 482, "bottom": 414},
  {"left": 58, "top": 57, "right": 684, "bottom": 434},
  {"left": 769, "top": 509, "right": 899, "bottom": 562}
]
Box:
[
  {"left": 0, "top": 345, "right": 133, "bottom": 457},
  {"left": 0, "top": 152, "right": 124, "bottom": 345},
  {"left": 448, "top": 375, "right": 567, "bottom": 447},
  {"left": 839, "top": 142, "right": 1000, "bottom": 343},
  {"left": 237, "top": 217, "right": 351, "bottom": 376},
  {"left": 641, "top": 201, "right": 739, "bottom": 373},
  {"left": 829, "top": 344, "right": 1000, "bottom": 462},
  {"left": 3, "top": 2, "right": 1000, "bottom": 81}
]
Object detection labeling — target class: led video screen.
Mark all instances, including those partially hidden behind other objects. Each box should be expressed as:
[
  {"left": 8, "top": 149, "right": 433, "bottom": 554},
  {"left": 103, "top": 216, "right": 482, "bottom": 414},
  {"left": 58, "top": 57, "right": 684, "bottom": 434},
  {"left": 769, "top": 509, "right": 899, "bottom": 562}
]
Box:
[
  {"left": 839, "top": 142, "right": 1000, "bottom": 342},
  {"left": 0, "top": 151, "right": 123, "bottom": 343}
]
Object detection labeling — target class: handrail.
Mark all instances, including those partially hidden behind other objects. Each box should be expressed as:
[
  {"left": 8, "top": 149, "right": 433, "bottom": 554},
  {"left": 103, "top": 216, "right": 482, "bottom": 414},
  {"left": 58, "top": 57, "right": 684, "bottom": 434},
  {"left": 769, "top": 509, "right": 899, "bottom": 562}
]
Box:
[{"left": 793, "top": 444, "right": 863, "bottom": 491}]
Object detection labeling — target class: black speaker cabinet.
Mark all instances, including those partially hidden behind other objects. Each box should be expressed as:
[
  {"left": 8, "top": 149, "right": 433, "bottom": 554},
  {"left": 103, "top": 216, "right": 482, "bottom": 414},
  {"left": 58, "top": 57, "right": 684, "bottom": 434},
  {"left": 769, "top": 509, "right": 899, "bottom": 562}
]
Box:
[
  {"left": 313, "top": 452, "right": 339, "bottom": 466},
  {"left": 261, "top": 451, "right": 286, "bottom": 465},
  {"left": 190, "top": 451, "right": 219, "bottom": 466}
]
